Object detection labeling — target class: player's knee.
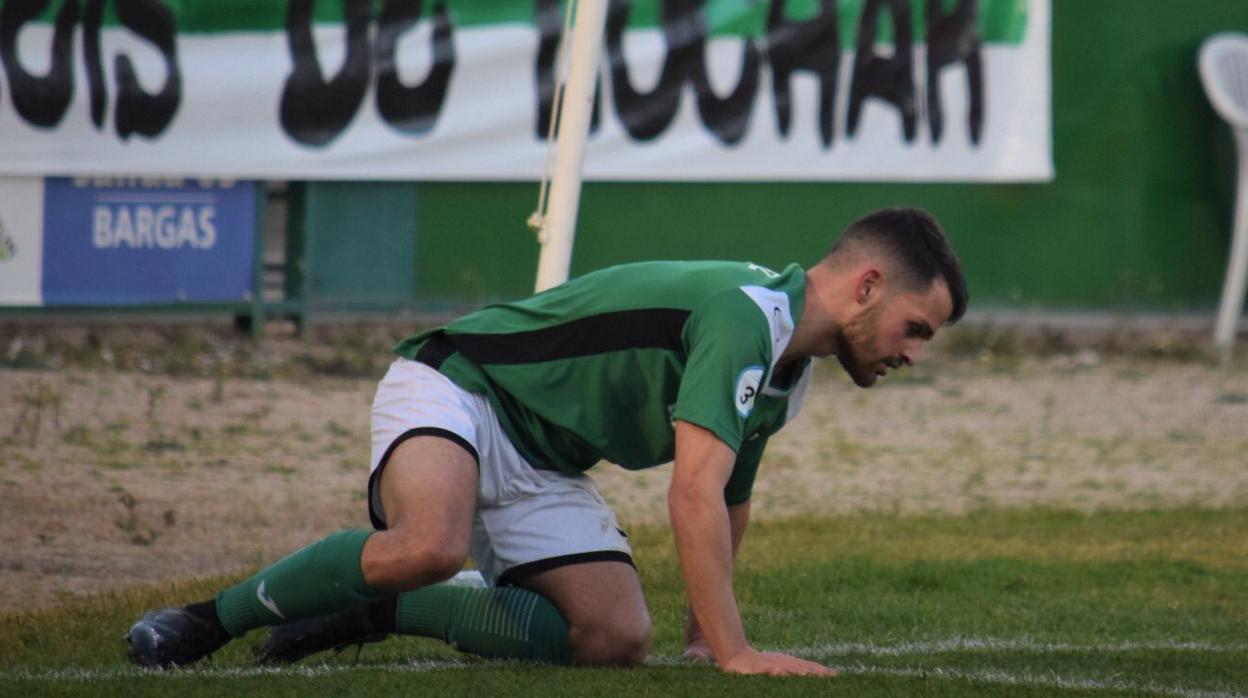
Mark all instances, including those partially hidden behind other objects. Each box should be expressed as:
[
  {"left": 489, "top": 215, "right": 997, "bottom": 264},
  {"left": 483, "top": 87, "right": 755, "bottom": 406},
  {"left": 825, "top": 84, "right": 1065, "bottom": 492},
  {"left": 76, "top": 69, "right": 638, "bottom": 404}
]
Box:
[
  {"left": 363, "top": 535, "right": 466, "bottom": 590},
  {"left": 408, "top": 545, "right": 466, "bottom": 583},
  {"left": 570, "top": 612, "right": 652, "bottom": 667}
]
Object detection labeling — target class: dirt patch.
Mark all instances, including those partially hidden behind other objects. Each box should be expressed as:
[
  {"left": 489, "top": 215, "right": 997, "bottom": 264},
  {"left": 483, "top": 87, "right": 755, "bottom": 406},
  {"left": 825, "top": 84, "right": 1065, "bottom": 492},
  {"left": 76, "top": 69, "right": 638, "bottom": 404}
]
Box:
[
  {"left": 1, "top": 370, "right": 374, "bottom": 612},
  {"left": 593, "top": 356, "right": 1248, "bottom": 521},
  {"left": 2, "top": 347, "right": 1247, "bottom": 612}
]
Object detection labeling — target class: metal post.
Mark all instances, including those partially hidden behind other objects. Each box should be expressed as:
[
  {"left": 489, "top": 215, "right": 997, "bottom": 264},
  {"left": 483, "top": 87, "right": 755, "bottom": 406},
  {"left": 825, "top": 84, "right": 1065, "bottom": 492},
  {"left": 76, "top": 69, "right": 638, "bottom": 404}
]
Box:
[
  {"left": 248, "top": 180, "right": 267, "bottom": 341},
  {"left": 1214, "top": 128, "right": 1248, "bottom": 358},
  {"left": 533, "top": 0, "right": 608, "bottom": 293}
]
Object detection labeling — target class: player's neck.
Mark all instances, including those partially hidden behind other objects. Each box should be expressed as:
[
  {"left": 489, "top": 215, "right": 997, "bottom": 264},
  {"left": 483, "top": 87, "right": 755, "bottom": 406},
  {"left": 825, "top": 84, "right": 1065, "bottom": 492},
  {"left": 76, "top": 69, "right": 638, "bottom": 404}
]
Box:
[{"left": 778, "top": 268, "right": 845, "bottom": 365}]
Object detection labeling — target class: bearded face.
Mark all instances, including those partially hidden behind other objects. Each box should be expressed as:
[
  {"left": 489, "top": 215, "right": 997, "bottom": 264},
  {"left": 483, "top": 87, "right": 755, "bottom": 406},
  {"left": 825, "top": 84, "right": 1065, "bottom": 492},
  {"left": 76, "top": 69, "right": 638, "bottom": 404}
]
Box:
[
  {"left": 825, "top": 274, "right": 954, "bottom": 389},
  {"left": 835, "top": 301, "right": 885, "bottom": 388}
]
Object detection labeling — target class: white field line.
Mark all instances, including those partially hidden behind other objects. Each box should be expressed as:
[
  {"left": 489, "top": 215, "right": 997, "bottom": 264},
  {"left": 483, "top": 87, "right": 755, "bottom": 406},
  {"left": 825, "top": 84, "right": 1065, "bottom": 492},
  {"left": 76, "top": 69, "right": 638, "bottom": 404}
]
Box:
[
  {"left": 0, "top": 657, "right": 472, "bottom": 682},
  {"left": 828, "top": 663, "right": 1248, "bottom": 698},
  {"left": 778, "top": 636, "right": 1248, "bottom": 657},
  {"left": 2, "top": 637, "right": 1245, "bottom": 697}
]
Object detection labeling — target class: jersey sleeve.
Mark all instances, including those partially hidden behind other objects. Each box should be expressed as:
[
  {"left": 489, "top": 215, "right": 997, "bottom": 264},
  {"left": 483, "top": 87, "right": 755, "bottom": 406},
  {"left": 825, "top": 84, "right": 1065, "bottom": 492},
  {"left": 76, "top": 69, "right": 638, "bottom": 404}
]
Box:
[
  {"left": 723, "top": 363, "right": 812, "bottom": 506},
  {"left": 672, "top": 290, "right": 772, "bottom": 454},
  {"left": 723, "top": 432, "right": 768, "bottom": 505}
]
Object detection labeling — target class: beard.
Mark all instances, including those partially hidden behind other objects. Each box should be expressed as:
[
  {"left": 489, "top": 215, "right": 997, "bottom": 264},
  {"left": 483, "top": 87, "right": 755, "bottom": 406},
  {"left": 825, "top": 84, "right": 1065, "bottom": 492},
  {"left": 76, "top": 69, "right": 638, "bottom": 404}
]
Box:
[{"left": 836, "top": 304, "right": 884, "bottom": 388}]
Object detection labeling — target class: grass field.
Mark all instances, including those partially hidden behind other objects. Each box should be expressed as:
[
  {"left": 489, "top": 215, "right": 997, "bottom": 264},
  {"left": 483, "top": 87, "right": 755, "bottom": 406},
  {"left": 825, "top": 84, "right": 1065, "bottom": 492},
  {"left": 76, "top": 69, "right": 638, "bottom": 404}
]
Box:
[
  {"left": 2, "top": 508, "right": 1246, "bottom": 696},
  {"left": 2, "top": 323, "right": 1246, "bottom": 695}
]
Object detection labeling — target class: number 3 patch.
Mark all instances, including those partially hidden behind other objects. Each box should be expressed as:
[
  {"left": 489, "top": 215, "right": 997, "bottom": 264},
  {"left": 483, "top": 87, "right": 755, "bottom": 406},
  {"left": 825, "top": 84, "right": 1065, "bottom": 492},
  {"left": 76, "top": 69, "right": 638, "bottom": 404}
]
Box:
[{"left": 734, "top": 366, "right": 765, "bottom": 417}]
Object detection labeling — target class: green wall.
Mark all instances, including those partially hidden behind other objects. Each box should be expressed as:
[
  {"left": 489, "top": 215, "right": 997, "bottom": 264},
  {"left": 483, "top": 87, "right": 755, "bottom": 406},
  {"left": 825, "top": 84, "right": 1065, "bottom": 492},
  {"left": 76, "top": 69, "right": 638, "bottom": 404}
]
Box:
[{"left": 300, "top": 0, "right": 1247, "bottom": 312}]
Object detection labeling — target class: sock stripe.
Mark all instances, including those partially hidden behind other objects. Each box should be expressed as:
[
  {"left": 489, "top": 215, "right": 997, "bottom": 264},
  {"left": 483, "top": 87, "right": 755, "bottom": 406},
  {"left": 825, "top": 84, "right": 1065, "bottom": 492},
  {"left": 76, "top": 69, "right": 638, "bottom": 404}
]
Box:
[
  {"left": 478, "top": 592, "right": 494, "bottom": 637},
  {"left": 462, "top": 593, "right": 483, "bottom": 643},
  {"left": 496, "top": 588, "right": 516, "bottom": 638},
  {"left": 493, "top": 593, "right": 505, "bottom": 637},
  {"left": 507, "top": 589, "right": 528, "bottom": 641},
  {"left": 396, "top": 583, "right": 571, "bottom": 664},
  {"left": 520, "top": 594, "right": 539, "bottom": 641}
]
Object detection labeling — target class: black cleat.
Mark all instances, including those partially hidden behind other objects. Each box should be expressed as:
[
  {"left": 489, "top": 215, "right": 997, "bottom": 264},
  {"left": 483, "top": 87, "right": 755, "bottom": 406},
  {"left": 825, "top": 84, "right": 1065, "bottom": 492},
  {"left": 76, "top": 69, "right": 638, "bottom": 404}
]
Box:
[
  {"left": 254, "top": 604, "right": 390, "bottom": 665},
  {"left": 125, "top": 606, "right": 231, "bottom": 668}
]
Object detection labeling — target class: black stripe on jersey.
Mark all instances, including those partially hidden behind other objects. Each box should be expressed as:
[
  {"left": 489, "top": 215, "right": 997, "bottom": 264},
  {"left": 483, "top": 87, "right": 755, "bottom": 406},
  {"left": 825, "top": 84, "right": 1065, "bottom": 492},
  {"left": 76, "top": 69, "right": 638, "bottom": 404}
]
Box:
[
  {"left": 446, "top": 308, "right": 691, "bottom": 365},
  {"left": 414, "top": 333, "right": 457, "bottom": 369}
]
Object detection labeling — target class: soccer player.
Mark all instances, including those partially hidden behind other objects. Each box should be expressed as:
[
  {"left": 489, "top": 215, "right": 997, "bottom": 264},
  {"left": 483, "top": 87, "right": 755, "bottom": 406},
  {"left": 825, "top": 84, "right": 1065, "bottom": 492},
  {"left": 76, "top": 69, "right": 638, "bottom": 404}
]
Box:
[{"left": 126, "top": 207, "right": 966, "bottom": 676}]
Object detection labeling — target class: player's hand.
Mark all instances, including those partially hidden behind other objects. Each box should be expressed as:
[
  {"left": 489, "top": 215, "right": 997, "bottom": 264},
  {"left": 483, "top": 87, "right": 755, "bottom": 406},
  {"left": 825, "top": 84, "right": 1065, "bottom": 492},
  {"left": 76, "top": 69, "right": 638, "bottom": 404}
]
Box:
[
  {"left": 682, "top": 637, "right": 715, "bottom": 662},
  {"left": 720, "top": 647, "right": 836, "bottom": 676}
]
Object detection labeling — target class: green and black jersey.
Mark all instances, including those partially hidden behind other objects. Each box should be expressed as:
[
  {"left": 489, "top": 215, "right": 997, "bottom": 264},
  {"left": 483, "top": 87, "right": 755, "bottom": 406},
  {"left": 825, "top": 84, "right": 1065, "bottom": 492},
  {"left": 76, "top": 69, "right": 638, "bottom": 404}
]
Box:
[{"left": 394, "top": 260, "right": 814, "bottom": 505}]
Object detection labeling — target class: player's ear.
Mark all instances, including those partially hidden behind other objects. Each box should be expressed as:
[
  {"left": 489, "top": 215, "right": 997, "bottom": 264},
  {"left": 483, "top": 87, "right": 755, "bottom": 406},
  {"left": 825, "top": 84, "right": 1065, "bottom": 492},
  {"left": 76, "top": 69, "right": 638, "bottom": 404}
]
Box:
[{"left": 855, "top": 269, "right": 882, "bottom": 305}]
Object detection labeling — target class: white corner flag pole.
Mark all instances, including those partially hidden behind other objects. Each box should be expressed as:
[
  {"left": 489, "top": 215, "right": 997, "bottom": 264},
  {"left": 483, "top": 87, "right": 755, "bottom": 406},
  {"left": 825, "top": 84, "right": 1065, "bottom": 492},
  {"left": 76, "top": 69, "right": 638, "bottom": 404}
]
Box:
[
  {"left": 1214, "top": 128, "right": 1248, "bottom": 358},
  {"left": 533, "top": 0, "right": 608, "bottom": 293}
]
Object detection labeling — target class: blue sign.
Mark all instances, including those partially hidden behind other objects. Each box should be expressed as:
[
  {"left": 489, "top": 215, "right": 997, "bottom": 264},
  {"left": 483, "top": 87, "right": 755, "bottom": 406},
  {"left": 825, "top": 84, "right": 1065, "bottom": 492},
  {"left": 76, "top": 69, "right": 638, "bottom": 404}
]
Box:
[{"left": 41, "top": 177, "right": 257, "bottom": 305}]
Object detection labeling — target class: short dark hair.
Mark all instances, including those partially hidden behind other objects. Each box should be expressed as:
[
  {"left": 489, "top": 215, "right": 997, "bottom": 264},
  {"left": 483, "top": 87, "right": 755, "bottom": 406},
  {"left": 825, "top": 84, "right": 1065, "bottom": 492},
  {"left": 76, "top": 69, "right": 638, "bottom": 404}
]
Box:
[{"left": 829, "top": 207, "right": 968, "bottom": 323}]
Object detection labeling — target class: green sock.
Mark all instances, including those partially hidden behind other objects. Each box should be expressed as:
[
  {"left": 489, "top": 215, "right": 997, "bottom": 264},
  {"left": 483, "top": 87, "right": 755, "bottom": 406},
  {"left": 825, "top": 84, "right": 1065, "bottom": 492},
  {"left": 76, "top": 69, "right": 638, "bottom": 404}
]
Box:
[
  {"left": 215, "top": 528, "right": 385, "bottom": 637},
  {"left": 395, "top": 584, "right": 571, "bottom": 664}
]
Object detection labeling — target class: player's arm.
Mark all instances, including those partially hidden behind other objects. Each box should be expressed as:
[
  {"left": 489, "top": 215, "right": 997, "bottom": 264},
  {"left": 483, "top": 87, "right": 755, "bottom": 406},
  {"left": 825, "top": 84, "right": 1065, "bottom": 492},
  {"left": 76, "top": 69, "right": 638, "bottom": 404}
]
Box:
[
  {"left": 683, "top": 425, "right": 771, "bottom": 661},
  {"left": 669, "top": 420, "right": 833, "bottom": 676},
  {"left": 683, "top": 498, "right": 749, "bottom": 661}
]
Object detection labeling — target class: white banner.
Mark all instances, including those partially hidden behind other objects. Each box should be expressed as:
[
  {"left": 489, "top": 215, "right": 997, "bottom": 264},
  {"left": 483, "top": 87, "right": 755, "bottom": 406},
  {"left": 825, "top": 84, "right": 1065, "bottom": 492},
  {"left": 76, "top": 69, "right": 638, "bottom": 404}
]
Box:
[
  {"left": 0, "top": 179, "right": 44, "bottom": 306},
  {"left": 0, "top": 0, "right": 1051, "bottom": 182}
]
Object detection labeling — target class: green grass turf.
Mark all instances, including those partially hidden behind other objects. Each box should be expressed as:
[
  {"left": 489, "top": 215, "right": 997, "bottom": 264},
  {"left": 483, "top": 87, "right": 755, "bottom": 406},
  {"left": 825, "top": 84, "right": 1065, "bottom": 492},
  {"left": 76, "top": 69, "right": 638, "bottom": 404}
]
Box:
[{"left": 2, "top": 508, "right": 1246, "bottom": 696}]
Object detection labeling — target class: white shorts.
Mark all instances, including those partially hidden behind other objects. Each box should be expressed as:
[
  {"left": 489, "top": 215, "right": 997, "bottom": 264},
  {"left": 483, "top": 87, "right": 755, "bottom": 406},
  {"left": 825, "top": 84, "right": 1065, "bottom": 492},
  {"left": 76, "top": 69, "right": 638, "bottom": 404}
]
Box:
[{"left": 368, "top": 357, "right": 633, "bottom": 586}]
